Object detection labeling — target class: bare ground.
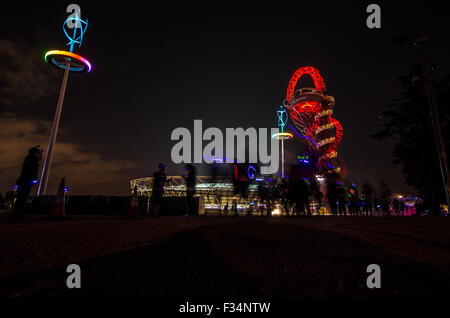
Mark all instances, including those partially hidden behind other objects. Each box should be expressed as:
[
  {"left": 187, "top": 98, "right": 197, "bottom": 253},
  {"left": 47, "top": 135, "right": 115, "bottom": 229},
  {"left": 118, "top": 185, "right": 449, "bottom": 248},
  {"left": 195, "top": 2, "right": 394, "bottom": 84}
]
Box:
[{"left": 0, "top": 215, "right": 449, "bottom": 298}]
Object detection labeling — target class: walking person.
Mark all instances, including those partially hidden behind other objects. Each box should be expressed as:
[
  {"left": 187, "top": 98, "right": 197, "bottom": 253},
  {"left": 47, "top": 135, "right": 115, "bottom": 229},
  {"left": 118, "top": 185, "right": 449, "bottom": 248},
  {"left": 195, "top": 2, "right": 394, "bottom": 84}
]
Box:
[
  {"left": 392, "top": 198, "right": 400, "bottom": 216},
  {"left": 183, "top": 164, "right": 197, "bottom": 217},
  {"left": 326, "top": 172, "right": 339, "bottom": 216},
  {"left": 149, "top": 163, "right": 167, "bottom": 218},
  {"left": 11, "top": 146, "right": 43, "bottom": 219},
  {"left": 399, "top": 199, "right": 405, "bottom": 216},
  {"left": 336, "top": 186, "right": 346, "bottom": 216}
]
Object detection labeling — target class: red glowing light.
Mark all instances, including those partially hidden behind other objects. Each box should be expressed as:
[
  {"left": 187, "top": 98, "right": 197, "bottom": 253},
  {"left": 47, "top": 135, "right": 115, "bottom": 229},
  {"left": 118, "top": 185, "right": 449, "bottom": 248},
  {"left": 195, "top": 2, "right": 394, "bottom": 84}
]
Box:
[
  {"left": 285, "top": 66, "right": 344, "bottom": 176},
  {"left": 286, "top": 66, "right": 326, "bottom": 102}
]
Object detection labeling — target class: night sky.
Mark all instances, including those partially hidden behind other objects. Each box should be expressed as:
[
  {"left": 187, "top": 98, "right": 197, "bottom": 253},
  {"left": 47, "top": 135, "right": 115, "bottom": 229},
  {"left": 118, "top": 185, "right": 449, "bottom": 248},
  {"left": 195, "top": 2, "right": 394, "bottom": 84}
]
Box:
[{"left": 1, "top": 1, "right": 449, "bottom": 195}]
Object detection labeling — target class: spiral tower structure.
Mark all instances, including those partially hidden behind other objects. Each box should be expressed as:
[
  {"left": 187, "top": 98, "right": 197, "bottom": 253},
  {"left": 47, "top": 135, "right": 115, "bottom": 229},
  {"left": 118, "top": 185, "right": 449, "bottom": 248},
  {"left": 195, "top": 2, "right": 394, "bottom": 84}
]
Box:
[{"left": 283, "top": 66, "right": 345, "bottom": 176}]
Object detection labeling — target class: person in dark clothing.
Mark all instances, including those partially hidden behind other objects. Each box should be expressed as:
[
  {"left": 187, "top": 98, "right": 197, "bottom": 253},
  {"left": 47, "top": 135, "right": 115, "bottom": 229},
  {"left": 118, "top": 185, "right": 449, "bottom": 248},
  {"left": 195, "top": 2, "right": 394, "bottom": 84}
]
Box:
[
  {"left": 278, "top": 178, "right": 290, "bottom": 216},
  {"left": 326, "top": 173, "right": 339, "bottom": 216},
  {"left": 295, "top": 179, "right": 311, "bottom": 216},
  {"left": 348, "top": 186, "right": 360, "bottom": 216},
  {"left": 415, "top": 200, "right": 423, "bottom": 216},
  {"left": 287, "top": 163, "right": 311, "bottom": 217},
  {"left": 149, "top": 163, "right": 167, "bottom": 217},
  {"left": 258, "top": 179, "right": 274, "bottom": 217},
  {"left": 12, "top": 146, "right": 43, "bottom": 218},
  {"left": 0, "top": 193, "right": 4, "bottom": 209},
  {"left": 392, "top": 198, "right": 400, "bottom": 216},
  {"left": 183, "top": 164, "right": 197, "bottom": 217},
  {"left": 336, "top": 186, "right": 347, "bottom": 216},
  {"left": 399, "top": 199, "right": 405, "bottom": 216}
]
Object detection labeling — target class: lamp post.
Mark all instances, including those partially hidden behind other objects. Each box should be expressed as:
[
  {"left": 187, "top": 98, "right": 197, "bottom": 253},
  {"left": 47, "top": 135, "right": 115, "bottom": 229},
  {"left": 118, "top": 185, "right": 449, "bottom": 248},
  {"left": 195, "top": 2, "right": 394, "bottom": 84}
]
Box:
[
  {"left": 414, "top": 35, "right": 450, "bottom": 210},
  {"left": 38, "top": 10, "right": 92, "bottom": 195},
  {"left": 272, "top": 105, "right": 293, "bottom": 178}
]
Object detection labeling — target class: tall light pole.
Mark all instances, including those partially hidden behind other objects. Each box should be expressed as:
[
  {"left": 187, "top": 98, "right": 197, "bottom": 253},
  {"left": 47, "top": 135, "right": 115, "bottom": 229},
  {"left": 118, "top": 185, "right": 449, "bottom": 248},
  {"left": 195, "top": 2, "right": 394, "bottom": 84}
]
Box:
[
  {"left": 414, "top": 35, "right": 450, "bottom": 209},
  {"left": 38, "top": 10, "right": 92, "bottom": 195},
  {"left": 272, "top": 105, "right": 293, "bottom": 178}
]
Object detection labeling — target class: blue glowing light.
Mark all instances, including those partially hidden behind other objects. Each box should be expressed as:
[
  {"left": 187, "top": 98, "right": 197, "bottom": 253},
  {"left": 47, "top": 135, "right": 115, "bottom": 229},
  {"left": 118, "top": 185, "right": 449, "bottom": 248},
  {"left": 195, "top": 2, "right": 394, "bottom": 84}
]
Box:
[
  {"left": 327, "top": 162, "right": 334, "bottom": 169},
  {"left": 63, "top": 10, "right": 88, "bottom": 53},
  {"left": 352, "top": 183, "right": 356, "bottom": 187},
  {"left": 32, "top": 180, "right": 38, "bottom": 184},
  {"left": 247, "top": 165, "right": 256, "bottom": 180},
  {"left": 276, "top": 106, "right": 288, "bottom": 133},
  {"left": 13, "top": 185, "right": 18, "bottom": 190},
  {"left": 203, "top": 155, "right": 237, "bottom": 164},
  {"left": 289, "top": 125, "right": 319, "bottom": 148},
  {"left": 265, "top": 177, "right": 273, "bottom": 182},
  {"left": 255, "top": 178, "right": 264, "bottom": 182}
]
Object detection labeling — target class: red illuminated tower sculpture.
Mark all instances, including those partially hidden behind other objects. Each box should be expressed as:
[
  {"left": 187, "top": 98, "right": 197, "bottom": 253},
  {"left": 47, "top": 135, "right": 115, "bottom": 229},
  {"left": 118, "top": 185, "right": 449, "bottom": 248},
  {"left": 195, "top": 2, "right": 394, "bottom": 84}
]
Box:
[{"left": 283, "top": 67, "right": 345, "bottom": 176}]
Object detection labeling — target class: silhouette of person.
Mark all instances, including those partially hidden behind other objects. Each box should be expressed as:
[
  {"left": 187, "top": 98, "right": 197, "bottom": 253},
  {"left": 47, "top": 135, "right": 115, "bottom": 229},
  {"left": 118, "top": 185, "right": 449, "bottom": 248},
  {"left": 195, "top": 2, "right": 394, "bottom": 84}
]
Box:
[
  {"left": 392, "top": 198, "right": 400, "bottom": 216},
  {"left": 336, "top": 186, "right": 346, "bottom": 216},
  {"left": 348, "top": 185, "right": 359, "bottom": 216},
  {"left": 415, "top": 200, "right": 423, "bottom": 216},
  {"left": 231, "top": 162, "right": 251, "bottom": 217},
  {"left": 257, "top": 183, "right": 265, "bottom": 216},
  {"left": 183, "top": 164, "right": 197, "bottom": 217},
  {"left": 224, "top": 203, "right": 229, "bottom": 216},
  {"left": 399, "top": 199, "right": 405, "bottom": 216},
  {"left": 12, "top": 146, "right": 43, "bottom": 218},
  {"left": 278, "top": 178, "right": 289, "bottom": 216},
  {"left": 149, "top": 163, "right": 167, "bottom": 217},
  {"left": 326, "top": 172, "right": 339, "bottom": 216},
  {"left": 288, "top": 163, "right": 311, "bottom": 217}
]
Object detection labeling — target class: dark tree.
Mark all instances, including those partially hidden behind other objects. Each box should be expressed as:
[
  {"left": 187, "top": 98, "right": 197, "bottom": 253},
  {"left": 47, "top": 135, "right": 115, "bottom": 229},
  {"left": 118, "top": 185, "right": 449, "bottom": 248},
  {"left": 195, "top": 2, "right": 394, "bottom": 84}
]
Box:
[{"left": 373, "top": 64, "right": 450, "bottom": 214}]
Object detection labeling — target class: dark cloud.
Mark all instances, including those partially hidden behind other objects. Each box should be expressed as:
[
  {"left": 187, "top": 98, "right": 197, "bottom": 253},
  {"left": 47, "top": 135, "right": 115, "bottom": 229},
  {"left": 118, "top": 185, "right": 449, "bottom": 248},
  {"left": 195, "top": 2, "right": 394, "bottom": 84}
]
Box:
[
  {"left": 0, "top": 39, "right": 59, "bottom": 108},
  {"left": 0, "top": 112, "right": 135, "bottom": 195}
]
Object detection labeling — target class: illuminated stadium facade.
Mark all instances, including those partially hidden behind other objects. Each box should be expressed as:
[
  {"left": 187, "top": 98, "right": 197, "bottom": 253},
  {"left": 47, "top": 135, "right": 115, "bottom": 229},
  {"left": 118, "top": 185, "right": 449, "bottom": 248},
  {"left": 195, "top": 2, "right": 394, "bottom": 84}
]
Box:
[
  {"left": 129, "top": 174, "right": 327, "bottom": 215},
  {"left": 130, "top": 176, "right": 261, "bottom": 213}
]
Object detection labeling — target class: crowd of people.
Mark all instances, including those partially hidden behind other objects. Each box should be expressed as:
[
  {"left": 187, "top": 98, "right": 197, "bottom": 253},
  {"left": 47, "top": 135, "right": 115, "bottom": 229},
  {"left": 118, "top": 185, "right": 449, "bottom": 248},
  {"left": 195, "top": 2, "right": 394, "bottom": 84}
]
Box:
[
  {"left": 5, "top": 148, "right": 439, "bottom": 218},
  {"left": 143, "top": 161, "right": 430, "bottom": 218}
]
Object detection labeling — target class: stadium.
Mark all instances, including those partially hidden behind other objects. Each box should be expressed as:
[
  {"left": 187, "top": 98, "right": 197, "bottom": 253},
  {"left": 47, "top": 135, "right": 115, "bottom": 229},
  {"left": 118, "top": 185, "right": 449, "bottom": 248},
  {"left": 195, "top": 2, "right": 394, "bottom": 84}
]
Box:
[
  {"left": 130, "top": 175, "right": 262, "bottom": 214},
  {"left": 129, "top": 172, "right": 331, "bottom": 215}
]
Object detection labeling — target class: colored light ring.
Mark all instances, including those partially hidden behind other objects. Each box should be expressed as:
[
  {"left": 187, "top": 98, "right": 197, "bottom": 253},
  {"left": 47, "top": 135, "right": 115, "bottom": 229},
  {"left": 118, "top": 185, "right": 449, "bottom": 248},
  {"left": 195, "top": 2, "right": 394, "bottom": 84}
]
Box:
[
  {"left": 247, "top": 165, "right": 256, "bottom": 180},
  {"left": 45, "top": 50, "right": 92, "bottom": 73},
  {"left": 272, "top": 132, "right": 293, "bottom": 140}
]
